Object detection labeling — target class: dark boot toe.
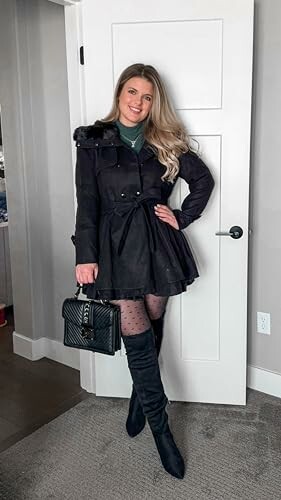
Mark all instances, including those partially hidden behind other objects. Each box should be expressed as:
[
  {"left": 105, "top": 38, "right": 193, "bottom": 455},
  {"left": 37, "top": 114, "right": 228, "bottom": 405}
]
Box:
[{"left": 153, "top": 429, "right": 185, "bottom": 479}]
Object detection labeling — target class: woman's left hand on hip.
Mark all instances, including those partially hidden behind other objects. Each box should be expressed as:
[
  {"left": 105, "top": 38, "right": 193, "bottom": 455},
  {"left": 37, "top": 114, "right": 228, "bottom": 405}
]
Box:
[{"left": 154, "top": 204, "right": 179, "bottom": 230}]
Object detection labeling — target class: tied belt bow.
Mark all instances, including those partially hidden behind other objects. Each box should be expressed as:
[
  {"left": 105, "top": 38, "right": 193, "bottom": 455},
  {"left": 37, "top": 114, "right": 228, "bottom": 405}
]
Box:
[{"left": 101, "top": 198, "right": 165, "bottom": 256}]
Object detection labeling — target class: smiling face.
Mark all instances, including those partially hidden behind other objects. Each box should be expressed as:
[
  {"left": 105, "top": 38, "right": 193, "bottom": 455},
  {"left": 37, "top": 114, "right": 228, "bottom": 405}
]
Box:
[{"left": 117, "top": 77, "right": 154, "bottom": 127}]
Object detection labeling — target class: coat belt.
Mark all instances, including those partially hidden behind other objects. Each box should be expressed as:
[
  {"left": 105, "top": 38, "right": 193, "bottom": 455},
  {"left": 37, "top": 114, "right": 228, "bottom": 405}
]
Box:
[{"left": 101, "top": 198, "right": 166, "bottom": 256}]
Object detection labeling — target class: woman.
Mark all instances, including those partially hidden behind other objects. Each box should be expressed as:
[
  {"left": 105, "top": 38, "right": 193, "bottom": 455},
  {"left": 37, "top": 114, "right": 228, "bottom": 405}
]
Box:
[{"left": 73, "top": 63, "right": 214, "bottom": 479}]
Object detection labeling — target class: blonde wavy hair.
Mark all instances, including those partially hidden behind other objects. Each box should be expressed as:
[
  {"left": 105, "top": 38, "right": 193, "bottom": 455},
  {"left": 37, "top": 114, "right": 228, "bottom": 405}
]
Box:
[{"left": 102, "top": 63, "right": 194, "bottom": 183}]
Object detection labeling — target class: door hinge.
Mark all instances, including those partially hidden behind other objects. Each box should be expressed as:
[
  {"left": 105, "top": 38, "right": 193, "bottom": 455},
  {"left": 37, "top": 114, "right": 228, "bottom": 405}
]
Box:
[{"left": 80, "top": 46, "right": 84, "bottom": 65}]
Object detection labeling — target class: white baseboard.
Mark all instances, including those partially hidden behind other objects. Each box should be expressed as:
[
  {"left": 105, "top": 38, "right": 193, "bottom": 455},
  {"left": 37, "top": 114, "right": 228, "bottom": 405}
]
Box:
[
  {"left": 79, "top": 349, "right": 96, "bottom": 393},
  {"left": 10, "top": 336, "right": 281, "bottom": 400},
  {"left": 247, "top": 364, "right": 281, "bottom": 399},
  {"left": 12, "top": 331, "right": 80, "bottom": 370}
]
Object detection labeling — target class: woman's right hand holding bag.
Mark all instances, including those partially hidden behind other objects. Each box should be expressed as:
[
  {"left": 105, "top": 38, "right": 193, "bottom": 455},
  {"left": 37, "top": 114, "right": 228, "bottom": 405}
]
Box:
[{"left": 75, "top": 263, "right": 99, "bottom": 284}]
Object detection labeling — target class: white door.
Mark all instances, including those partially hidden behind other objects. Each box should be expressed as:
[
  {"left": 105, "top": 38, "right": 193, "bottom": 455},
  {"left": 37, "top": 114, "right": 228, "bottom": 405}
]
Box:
[{"left": 77, "top": 0, "right": 253, "bottom": 404}]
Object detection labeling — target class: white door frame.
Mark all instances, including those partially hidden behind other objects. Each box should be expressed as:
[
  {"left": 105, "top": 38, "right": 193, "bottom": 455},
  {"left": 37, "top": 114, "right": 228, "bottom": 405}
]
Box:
[{"left": 63, "top": 0, "right": 98, "bottom": 393}]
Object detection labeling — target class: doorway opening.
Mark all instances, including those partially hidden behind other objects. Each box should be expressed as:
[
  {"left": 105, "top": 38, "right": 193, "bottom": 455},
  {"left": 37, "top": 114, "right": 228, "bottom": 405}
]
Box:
[{"left": 0, "top": 106, "right": 13, "bottom": 328}]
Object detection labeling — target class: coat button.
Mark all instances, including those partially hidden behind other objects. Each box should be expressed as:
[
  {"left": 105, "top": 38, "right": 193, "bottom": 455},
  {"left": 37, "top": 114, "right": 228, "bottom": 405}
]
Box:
[
  {"left": 136, "top": 191, "right": 141, "bottom": 196},
  {"left": 121, "top": 193, "right": 126, "bottom": 198},
  {"left": 117, "top": 164, "right": 121, "bottom": 168}
]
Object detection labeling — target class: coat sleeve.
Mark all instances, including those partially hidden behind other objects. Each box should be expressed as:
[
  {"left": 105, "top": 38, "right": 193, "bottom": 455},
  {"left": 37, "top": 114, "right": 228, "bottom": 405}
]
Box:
[
  {"left": 172, "top": 150, "right": 215, "bottom": 230},
  {"left": 74, "top": 144, "right": 100, "bottom": 265}
]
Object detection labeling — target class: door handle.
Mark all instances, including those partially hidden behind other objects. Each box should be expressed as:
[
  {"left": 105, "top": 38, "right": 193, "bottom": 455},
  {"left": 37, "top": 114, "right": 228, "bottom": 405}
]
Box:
[{"left": 215, "top": 225, "right": 243, "bottom": 239}]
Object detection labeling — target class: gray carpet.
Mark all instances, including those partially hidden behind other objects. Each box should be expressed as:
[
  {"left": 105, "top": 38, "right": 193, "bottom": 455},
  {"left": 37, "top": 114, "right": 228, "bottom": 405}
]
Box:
[{"left": 0, "top": 388, "right": 280, "bottom": 500}]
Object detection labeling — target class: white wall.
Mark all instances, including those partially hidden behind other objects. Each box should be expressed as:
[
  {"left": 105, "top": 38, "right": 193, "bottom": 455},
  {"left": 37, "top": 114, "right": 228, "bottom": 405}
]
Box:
[
  {"left": 0, "top": 0, "right": 34, "bottom": 339},
  {"left": 248, "top": 0, "right": 281, "bottom": 375},
  {"left": 23, "top": 0, "right": 76, "bottom": 341},
  {"left": 0, "top": 0, "right": 75, "bottom": 342}
]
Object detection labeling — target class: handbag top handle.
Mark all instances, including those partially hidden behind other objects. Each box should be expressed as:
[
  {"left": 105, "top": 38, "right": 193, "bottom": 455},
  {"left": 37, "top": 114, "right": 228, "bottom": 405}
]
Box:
[{"left": 74, "top": 284, "right": 109, "bottom": 305}]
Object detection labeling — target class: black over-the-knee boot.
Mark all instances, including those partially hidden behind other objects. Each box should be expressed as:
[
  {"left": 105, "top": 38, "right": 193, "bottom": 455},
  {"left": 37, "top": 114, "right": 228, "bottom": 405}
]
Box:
[
  {"left": 122, "top": 328, "right": 185, "bottom": 479},
  {"left": 126, "top": 316, "right": 164, "bottom": 438}
]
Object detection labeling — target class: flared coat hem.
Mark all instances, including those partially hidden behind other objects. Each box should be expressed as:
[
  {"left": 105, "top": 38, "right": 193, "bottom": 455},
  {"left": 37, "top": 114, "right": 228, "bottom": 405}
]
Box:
[{"left": 82, "top": 275, "right": 199, "bottom": 301}]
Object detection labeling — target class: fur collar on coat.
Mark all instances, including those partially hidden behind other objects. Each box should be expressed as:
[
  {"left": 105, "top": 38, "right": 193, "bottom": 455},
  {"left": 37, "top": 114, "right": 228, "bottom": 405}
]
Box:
[{"left": 73, "top": 121, "right": 119, "bottom": 143}]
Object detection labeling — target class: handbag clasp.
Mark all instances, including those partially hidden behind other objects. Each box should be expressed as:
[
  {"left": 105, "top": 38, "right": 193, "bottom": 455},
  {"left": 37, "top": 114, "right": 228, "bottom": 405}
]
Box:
[{"left": 81, "top": 325, "right": 94, "bottom": 339}]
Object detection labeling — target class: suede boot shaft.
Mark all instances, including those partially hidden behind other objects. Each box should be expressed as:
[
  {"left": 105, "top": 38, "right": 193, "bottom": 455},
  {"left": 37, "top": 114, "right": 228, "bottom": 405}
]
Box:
[
  {"left": 123, "top": 329, "right": 168, "bottom": 433},
  {"left": 122, "top": 328, "right": 185, "bottom": 478},
  {"left": 126, "top": 316, "right": 165, "bottom": 437}
]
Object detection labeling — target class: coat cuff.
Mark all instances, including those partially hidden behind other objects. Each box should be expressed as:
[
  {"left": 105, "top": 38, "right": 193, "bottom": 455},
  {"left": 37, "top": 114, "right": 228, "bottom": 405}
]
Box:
[
  {"left": 72, "top": 230, "right": 99, "bottom": 265},
  {"left": 173, "top": 209, "right": 195, "bottom": 230}
]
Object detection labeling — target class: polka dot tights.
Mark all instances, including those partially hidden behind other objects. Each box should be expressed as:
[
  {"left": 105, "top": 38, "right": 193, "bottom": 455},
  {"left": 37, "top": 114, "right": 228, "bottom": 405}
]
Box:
[{"left": 110, "top": 294, "right": 168, "bottom": 336}]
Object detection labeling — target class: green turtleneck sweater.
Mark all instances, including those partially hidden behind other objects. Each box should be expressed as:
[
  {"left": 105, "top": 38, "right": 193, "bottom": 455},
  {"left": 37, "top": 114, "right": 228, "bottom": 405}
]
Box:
[{"left": 116, "top": 120, "right": 145, "bottom": 154}]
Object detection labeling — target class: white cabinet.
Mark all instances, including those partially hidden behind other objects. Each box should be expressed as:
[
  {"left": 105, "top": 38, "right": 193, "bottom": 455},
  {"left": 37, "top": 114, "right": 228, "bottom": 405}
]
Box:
[{"left": 0, "top": 224, "right": 13, "bottom": 306}]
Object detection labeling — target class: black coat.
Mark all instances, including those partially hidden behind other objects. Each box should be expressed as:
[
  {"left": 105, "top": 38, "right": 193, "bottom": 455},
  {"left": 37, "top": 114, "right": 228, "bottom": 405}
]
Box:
[{"left": 73, "top": 121, "right": 214, "bottom": 300}]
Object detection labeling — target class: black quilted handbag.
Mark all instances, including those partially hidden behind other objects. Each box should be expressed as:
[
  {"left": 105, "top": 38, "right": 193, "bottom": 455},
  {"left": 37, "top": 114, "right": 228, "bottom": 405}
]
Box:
[{"left": 62, "top": 285, "right": 121, "bottom": 355}]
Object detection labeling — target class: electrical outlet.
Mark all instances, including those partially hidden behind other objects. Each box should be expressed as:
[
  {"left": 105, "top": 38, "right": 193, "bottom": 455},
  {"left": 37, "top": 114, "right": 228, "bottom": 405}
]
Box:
[{"left": 257, "top": 312, "right": 271, "bottom": 335}]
